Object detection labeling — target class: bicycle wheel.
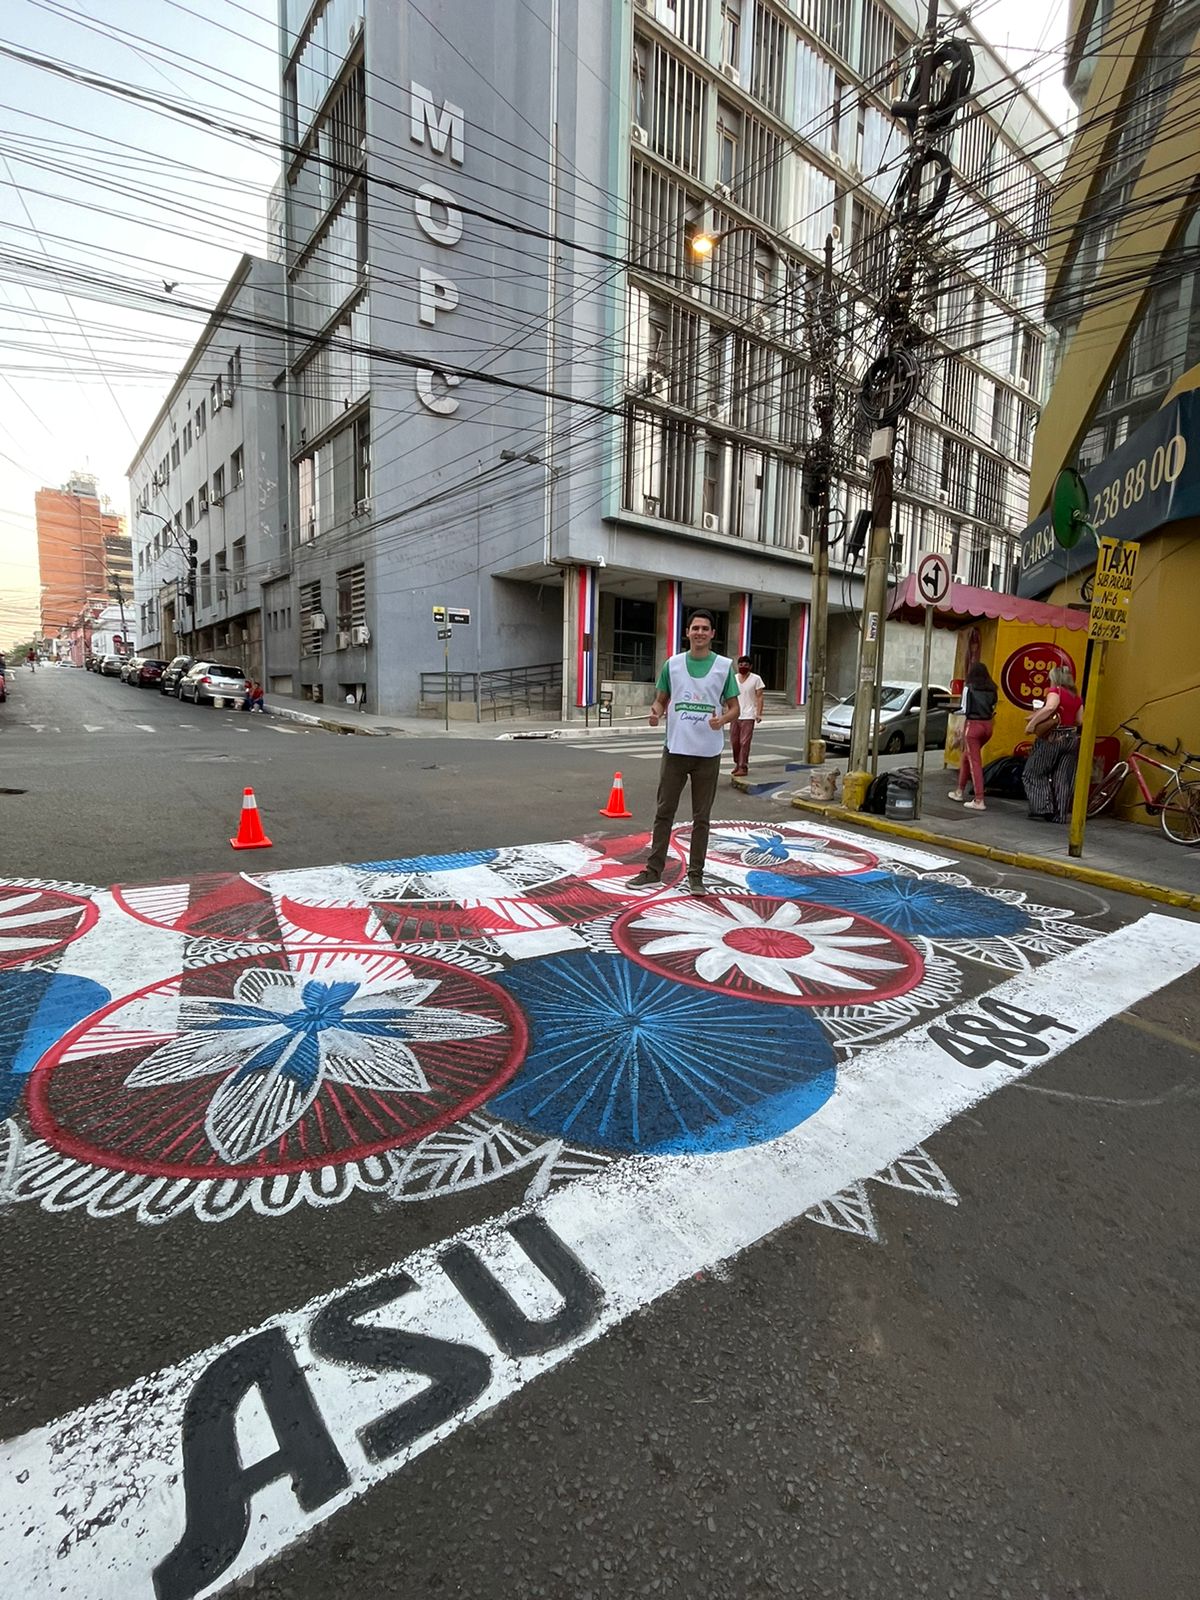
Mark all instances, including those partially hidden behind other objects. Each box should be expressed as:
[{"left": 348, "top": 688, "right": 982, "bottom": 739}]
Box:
[
  {"left": 1087, "top": 761, "right": 1129, "bottom": 817},
  {"left": 1160, "top": 780, "right": 1200, "bottom": 846}
]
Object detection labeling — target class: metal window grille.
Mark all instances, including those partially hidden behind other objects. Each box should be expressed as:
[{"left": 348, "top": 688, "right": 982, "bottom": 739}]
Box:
[
  {"left": 300, "top": 580, "right": 323, "bottom": 655},
  {"left": 336, "top": 564, "right": 366, "bottom": 631},
  {"left": 750, "top": 5, "right": 786, "bottom": 117},
  {"left": 663, "top": 0, "right": 706, "bottom": 54},
  {"left": 629, "top": 160, "right": 701, "bottom": 282},
  {"left": 796, "top": 0, "right": 850, "bottom": 64},
  {"left": 738, "top": 114, "right": 782, "bottom": 223},
  {"left": 650, "top": 43, "right": 705, "bottom": 175}
]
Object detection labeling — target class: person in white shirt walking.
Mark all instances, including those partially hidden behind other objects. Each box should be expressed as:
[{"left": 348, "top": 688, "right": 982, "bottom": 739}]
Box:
[
  {"left": 628, "top": 610, "right": 741, "bottom": 896},
  {"left": 731, "top": 655, "right": 765, "bottom": 777}
]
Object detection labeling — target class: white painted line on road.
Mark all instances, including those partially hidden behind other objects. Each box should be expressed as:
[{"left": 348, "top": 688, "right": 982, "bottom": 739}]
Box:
[
  {"left": 83, "top": 725, "right": 106, "bottom": 733},
  {"left": 2, "top": 911, "right": 1197, "bottom": 1600},
  {"left": 135, "top": 725, "right": 156, "bottom": 733}
]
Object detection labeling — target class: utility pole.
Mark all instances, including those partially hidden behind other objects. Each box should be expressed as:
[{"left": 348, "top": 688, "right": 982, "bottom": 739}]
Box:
[
  {"left": 803, "top": 231, "right": 840, "bottom": 764},
  {"left": 847, "top": 0, "right": 975, "bottom": 775},
  {"left": 110, "top": 575, "right": 128, "bottom": 652}
]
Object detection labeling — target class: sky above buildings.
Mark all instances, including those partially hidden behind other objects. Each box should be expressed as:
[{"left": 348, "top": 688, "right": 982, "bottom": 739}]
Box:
[{"left": 0, "top": 0, "right": 1071, "bottom": 648}]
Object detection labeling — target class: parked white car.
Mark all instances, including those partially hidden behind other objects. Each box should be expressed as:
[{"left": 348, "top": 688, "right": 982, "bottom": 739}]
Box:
[
  {"left": 178, "top": 661, "right": 249, "bottom": 706},
  {"left": 821, "top": 681, "right": 956, "bottom": 755}
]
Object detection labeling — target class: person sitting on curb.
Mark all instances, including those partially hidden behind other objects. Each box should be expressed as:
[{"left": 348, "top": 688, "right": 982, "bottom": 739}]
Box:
[
  {"left": 242, "top": 679, "right": 266, "bottom": 714},
  {"left": 628, "top": 609, "right": 740, "bottom": 897}
]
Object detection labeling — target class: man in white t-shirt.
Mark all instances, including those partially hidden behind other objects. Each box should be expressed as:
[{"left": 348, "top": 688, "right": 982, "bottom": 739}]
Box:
[{"left": 730, "top": 655, "right": 765, "bottom": 777}]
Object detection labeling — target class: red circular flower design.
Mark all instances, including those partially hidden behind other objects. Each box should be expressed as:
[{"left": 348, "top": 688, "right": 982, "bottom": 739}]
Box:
[
  {"left": 0, "top": 883, "right": 98, "bottom": 970},
  {"left": 612, "top": 893, "right": 923, "bottom": 1006},
  {"left": 27, "top": 951, "right": 527, "bottom": 1178}
]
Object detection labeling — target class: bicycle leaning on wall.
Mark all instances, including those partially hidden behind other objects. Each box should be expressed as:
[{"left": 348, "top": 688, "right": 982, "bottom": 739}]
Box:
[{"left": 1087, "top": 720, "right": 1200, "bottom": 846}]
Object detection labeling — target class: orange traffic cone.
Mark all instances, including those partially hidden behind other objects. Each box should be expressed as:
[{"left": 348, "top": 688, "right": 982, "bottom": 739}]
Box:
[
  {"left": 230, "top": 787, "right": 273, "bottom": 850},
  {"left": 599, "top": 772, "right": 632, "bottom": 819}
]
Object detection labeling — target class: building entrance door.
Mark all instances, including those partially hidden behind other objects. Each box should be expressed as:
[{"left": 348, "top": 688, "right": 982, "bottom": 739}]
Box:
[{"left": 746, "top": 613, "right": 788, "bottom": 690}]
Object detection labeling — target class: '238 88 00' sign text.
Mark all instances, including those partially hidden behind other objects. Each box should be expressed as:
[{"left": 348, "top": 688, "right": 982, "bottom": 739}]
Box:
[{"left": 1088, "top": 432, "right": 1187, "bottom": 534}]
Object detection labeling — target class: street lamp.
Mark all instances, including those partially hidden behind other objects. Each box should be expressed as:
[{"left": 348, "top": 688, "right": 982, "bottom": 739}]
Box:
[{"left": 689, "top": 222, "right": 783, "bottom": 258}]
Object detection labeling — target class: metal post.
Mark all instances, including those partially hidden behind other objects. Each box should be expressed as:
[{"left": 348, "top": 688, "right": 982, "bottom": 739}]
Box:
[
  {"left": 803, "top": 232, "right": 837, "bottom": 766},
  {"left": 848, "top": 0, "right": 943, "bottom": 777},
  {"left": 112, "top": 576, "right": 128, "bottom": 652},
  {"left": 443, "top": 619, "right": 450, "bottom": 734},
  {"left": 1068, "top": 639, "right": 1104, "bottom": 857},
  {"left": 869, "top": 600, "right": 888, "bottom": 775},
  {"left": 849, "top": 446, "right": 894, "bottom": 771},
  {"left": 915, "top": 602, "right": 934, "bottom": 817}
]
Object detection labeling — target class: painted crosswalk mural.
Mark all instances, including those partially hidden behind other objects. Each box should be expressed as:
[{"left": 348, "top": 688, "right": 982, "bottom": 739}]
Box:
[{"left": 3, "top": 822, "right": 1199, "bottom": 1600}]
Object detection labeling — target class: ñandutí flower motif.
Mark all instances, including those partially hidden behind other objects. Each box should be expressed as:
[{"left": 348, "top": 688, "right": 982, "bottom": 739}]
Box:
[
  {"left": 710, "top": 827, "right": 876, "bottom": 876},
  {"left": 124, "top": 967, "right": 504, "bottom": 1164},
  {"left": 624, "top": 896, "right": 911, "bottom": 999}
]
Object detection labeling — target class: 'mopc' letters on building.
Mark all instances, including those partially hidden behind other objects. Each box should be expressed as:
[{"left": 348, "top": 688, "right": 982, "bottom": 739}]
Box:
[{"left": 410, "top": 82, "right": 466, "bottom": 416}]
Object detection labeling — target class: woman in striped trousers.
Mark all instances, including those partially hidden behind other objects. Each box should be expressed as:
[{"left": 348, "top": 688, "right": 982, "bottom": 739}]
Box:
[{"left": 1022, "top": 667, "right": 1084, "bottom": 823}]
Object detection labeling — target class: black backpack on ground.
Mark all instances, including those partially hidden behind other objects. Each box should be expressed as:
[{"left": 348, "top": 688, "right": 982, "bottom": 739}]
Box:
[
  {"left": 981, "top": 753, "right": 1027, "bottom": 798},
  {"left": 862, "top": 767, "right": 919, "bottom": 815},
  {"left": 863, "top": 772, "right": 890, "bottom": 813}
]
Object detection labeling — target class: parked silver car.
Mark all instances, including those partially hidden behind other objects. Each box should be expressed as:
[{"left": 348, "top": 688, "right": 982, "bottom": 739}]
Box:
[
  {"left": 821, "top": 682, "right": 956, "bottom": 755},
  {"left": 178, "top": 661, "right": 249, "bottom": 706}
]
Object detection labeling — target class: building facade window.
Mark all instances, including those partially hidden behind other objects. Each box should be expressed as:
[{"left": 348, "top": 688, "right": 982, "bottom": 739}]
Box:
[
  {"left": 335, "top": 564, "right": 366, "bottom": 636},
  {"left": 299, "top": 579, "right": 323, "bottom": 655}
]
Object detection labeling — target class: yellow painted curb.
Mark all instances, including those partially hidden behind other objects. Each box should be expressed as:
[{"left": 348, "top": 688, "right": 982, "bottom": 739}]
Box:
[{"left": 788, "top": 798, "right": 1200, "bottom": 913}]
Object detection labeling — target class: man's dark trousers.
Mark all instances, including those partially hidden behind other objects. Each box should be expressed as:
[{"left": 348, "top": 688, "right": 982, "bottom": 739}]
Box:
[{"left": 644, "top": 751, "right": 722, "bottom": 877}]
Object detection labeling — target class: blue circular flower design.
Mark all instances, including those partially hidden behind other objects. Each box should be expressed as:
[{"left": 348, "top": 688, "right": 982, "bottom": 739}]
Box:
[
  {"left": 745, "top": 869, "right": 1031, "bottom": 940},
  {"left": 488, "top": 952, "right": 836, "bottom": 1156}
]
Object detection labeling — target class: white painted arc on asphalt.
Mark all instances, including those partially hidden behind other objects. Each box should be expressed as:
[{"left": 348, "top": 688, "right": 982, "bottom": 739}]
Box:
[
  {"left": 135, "top": 725, "right": 156, "bottom": 733},
  {"left": 2, "top": 913, "right": 1198, "bottom": 1600}
]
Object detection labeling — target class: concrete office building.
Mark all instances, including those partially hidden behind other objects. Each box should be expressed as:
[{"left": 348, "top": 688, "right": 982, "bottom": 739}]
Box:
[
  {"left": 128, "top": 255, "right": 289, "bottom": 675},
  {"left": 280, "top": 0, "right": 1057, "bottom": 717}
]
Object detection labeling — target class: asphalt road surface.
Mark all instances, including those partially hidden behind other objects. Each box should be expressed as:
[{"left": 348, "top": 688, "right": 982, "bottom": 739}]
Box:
[{"left": 2, "top": 664, "right": 1198, "bottom": 1600}]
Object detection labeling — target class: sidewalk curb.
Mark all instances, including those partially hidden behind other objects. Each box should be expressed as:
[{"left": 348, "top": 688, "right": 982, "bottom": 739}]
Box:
[
  {"left": 269, "top": 706, "right": 390, "bottom": 737},
  {"left": 787, "top": 797, "right": 1200, "bottom": 913}
]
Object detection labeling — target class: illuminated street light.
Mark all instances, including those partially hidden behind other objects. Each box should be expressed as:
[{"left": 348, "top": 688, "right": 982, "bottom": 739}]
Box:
[{"left": 689, "top": 226, "right": 740, "bottom": 258}]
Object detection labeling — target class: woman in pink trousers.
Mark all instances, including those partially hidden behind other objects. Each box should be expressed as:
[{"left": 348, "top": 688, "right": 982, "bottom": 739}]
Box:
[{"left": 949, "top": 661, "right": 998, "bottom": 810}]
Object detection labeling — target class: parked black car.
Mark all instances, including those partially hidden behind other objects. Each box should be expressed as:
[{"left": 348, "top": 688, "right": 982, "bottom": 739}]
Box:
[{"left": 160, "top": 655, "right": 195, "bottom": 696}]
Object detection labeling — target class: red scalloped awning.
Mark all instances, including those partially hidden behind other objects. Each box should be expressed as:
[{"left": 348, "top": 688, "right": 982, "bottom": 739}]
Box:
[{"left": 888, "top": 576, "right": 1091, "bottom": 630}]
